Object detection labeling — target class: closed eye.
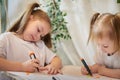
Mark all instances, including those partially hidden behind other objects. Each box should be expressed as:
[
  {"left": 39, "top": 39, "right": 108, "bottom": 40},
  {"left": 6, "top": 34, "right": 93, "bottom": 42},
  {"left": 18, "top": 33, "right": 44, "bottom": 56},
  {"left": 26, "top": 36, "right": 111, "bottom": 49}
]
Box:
[{"left": 103, "top": 45, "right": 108, "bottom": 48}]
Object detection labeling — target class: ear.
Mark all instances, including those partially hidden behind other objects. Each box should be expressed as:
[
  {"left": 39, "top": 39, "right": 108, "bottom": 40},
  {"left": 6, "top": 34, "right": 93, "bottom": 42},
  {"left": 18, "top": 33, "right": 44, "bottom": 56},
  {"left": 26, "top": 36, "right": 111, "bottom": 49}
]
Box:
[{"left": 29, "top": 15, "right": 34, "bottom": 20}]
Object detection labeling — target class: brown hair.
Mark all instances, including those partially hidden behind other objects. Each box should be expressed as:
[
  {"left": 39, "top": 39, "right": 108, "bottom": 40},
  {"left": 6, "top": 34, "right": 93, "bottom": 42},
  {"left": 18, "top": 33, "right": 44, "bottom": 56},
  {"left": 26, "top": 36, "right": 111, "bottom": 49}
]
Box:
[
  {"left": 7, "top": 3, "right": 52, "bottom": 48},
  {"left": 88, "top": 12, "right": 120, "bottom": 51}
]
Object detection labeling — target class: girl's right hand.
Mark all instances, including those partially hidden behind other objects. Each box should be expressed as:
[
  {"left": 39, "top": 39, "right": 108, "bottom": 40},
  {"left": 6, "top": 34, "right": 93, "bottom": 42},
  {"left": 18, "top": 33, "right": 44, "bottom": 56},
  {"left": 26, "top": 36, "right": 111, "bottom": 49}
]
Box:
[
  {"left": 81, "top": 64, "right": 103, "bottom": 75},
  {"left": 81, "top": 66, "right": 89, "bottom": 75},
  {"left": 81, "top": 66, "right": 93, "bottom": 75},
  {"left": 22, "top": 59, "right": 40, "bottom": 72}
]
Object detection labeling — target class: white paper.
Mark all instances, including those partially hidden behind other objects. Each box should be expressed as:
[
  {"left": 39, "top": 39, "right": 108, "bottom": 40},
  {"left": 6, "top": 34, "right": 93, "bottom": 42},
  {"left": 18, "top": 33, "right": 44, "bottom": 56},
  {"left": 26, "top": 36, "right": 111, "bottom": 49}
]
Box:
[{"left": 7, "top": 71, "right": 120, "bottom": 80}]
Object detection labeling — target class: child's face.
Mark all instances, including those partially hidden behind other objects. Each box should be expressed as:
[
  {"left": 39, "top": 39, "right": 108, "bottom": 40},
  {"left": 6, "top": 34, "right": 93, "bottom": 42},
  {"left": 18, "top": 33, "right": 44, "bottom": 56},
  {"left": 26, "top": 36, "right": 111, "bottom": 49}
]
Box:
[
  {"left": 96, "top": 36, "right": 116, "bottom": 55},
  {"left": 22, "top": 19, "right": 50, "bottom": 42}
]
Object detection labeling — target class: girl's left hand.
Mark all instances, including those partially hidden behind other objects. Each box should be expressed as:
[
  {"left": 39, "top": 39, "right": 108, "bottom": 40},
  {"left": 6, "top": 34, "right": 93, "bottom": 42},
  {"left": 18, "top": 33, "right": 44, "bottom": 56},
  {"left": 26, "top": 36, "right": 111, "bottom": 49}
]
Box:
[
  {"left": 39, "top": 64, "right": 61, "bottom": 75},
  {"left": 97, "top": 65, "right": 106, "bottom": 74}
]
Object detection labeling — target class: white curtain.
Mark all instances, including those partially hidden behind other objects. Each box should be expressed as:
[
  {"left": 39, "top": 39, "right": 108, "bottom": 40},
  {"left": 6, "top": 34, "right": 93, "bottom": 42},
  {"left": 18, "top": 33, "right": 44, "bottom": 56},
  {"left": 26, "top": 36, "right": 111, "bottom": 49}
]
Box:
[
  {"left": 8, "top": 0, "right": 120, "bottom": 66},
  {"left": 59, "top": 0, "right": 120, "bottom": 65}
]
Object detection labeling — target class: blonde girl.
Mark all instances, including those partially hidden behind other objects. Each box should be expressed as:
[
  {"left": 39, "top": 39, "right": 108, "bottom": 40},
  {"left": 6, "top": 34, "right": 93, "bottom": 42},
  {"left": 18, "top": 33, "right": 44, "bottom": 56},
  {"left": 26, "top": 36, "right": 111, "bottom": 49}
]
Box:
[{"left": 81, "top": 12, "right": 120, "bottom": 79}]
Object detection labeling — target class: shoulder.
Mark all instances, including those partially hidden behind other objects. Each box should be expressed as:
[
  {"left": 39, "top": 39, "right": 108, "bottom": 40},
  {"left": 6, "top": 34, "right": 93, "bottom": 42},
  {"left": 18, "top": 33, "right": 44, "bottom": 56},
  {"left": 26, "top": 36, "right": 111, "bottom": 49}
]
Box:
[
  {"left": 0, "top": 32, "right": 16, "bottom": 42},
  {"left": 0, "top": 32, "right": 13, "bottom": 38},
  {"left": 0, "top": 32, "right": 11, "bottom": 39},
  {"left": 36, "top": 40, "right": 46, "bottom": 48},
  {"left": 0, "top": 32, "right": 13, "bottom": 48}
]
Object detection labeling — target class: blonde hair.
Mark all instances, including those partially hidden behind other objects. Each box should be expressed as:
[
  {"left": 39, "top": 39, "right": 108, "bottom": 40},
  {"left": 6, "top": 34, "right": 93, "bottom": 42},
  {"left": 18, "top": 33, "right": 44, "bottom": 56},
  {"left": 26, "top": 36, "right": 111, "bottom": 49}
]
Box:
[
  {"left": 7, "top": 3, "right": 52, "bottom": 48},
  {"left": 88, "top": 12, "right": 120, "bottom": 51}
]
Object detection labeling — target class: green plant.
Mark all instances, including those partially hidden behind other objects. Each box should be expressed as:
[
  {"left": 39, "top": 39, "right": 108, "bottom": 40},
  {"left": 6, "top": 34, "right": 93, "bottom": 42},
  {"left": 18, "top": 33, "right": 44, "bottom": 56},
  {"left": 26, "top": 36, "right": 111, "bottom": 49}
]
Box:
[
  {"left": 117, "top": 0, "right": 120, "bottom": 3},
  {"left": 45, "top": 0, "right": 71, "bottom": 52},
  {"left": 0, "top": 0, "right": 7, "bottom": 33}
]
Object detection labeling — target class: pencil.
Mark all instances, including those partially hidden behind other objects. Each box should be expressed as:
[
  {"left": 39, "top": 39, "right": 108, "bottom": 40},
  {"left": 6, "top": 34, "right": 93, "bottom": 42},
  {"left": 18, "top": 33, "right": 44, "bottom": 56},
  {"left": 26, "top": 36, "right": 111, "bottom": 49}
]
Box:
[
  {"left": 80, "top": 58, "right": 92, "bottom": 76},
  {"left": 29, "top": 52, "right": 39, "bottom": 72}
]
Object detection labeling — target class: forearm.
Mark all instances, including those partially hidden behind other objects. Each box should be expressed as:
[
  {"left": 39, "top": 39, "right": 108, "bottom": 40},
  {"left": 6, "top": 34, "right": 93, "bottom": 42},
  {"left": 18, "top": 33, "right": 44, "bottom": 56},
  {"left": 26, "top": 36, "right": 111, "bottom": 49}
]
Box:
[
  {"left": 98, "top": 67, "right": 120, "bottom": 79},
  {"left": 0, "top": 58, "right": 23, "bottom": 72},
  {"left": 50, "top": 56, "right": 62, "bottom": 69}
]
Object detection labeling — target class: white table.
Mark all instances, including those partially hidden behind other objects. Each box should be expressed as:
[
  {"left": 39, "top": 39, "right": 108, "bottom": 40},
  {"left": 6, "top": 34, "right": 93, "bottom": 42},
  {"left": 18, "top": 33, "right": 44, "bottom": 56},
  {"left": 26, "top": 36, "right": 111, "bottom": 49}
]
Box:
[{"left": 6, "top": 65, "right": 120, "bottom": 80}]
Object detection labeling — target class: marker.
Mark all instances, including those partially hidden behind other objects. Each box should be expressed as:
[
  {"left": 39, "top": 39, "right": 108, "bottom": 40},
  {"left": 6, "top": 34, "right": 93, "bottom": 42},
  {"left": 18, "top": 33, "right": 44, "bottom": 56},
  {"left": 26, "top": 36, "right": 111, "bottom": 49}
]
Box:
[
  {"left": 80, "top": 58, "right": 92, "bottom": 76},
  {"left": 29, "top": 52, "right": 39, "bottom": 72},
  {"left": 52, "top": 77, "right": 57, "bottom": 80}
]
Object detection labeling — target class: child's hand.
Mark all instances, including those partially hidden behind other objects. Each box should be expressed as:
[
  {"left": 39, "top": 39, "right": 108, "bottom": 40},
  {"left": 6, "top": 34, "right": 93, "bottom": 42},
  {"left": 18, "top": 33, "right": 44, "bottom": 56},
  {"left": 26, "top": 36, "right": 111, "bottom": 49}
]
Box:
[
  {"left": 81, "top": 64, "right": 105, "bottom": 75},
  {"left": 97, "top": 65, "right": 106, "bottom": 74},
  {"left": 81, "top": 65, "right": 94, "bottom": 75},
  {"left": 39, "top": 64, "right": 61, "bottom": 75},
  {"left": 81, "top": 66, "right": 91, "bottom": 75},
  {"left": 22, "top": 59, "right": 40, "bottom": 72}
]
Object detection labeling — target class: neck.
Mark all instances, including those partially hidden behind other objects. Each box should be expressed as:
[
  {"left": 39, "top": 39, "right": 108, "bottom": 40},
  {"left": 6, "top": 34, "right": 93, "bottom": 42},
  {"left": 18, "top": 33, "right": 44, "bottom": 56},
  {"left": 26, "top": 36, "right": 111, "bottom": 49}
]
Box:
[{"left": 107, "top": 50, "right": 117, "bottom": 56}]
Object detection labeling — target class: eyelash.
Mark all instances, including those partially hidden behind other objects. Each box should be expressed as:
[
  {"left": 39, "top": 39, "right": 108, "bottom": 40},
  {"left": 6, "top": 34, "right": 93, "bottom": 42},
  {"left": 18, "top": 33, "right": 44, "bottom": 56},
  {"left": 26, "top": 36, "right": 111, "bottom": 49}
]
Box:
[{"left": 103, "top": 46, "right": 108, "bottom": 48}]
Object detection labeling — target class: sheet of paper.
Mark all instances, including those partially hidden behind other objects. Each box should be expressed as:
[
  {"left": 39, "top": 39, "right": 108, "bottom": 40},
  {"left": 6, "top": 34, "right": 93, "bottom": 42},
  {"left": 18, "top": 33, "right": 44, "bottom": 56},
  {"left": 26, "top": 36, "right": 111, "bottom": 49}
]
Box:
[
  {"left": 61, "top": 65, "right": 120, "bottom": 80},
  {"left": 7, "top": 71, "right": 119, "bottom": 80},
  {"left": 7, "top": 65, "right": 119, "bottom": 80},
  {"left": 55, "top": 74, "right": 120, "bottom": 80}
]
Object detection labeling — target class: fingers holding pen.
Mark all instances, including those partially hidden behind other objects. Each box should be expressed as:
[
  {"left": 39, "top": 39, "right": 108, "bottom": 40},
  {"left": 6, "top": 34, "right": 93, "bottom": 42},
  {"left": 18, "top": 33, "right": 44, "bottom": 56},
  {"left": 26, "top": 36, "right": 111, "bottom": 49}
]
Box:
[
  {"left": 22, "top": 59, "right": 41, "bottom": 72},
  {"left": 31, "top": 59, "right": 40, "bottom": 64},
  {"left": 31, "top": 59, "right": 41, "bottom": 72},
  {"left": 81, "top": 66, "right": 89, "bottom": 75},
  {"left": 29, "top": 52, "right": 41, "bottom": 72}
]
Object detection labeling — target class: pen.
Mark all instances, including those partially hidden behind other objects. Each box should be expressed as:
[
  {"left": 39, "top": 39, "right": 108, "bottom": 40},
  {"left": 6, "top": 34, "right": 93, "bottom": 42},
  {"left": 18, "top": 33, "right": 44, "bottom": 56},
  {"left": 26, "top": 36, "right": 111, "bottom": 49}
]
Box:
[
  {"left": 52, "top": 76, "right": 57, "bottom": 80},
  {"left": 29, "top": 52, "right": 39, "bottom": 72},
  {"left": 80, "top": 58, "right": 92, "bottom": 76}
]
